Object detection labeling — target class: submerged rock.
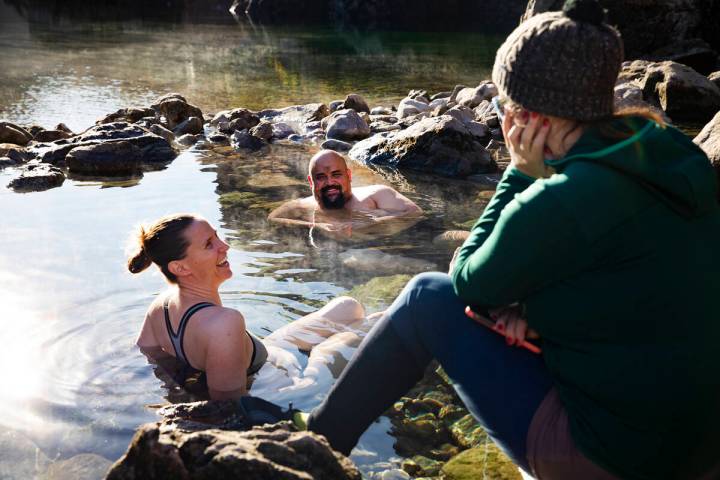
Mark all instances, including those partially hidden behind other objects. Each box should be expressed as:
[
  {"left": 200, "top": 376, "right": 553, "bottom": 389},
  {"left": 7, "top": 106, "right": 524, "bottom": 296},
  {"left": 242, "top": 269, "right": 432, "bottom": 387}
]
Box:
[
  {"left": 617, "top": 60, "right": 720, "bottom": 122},
  {"left": 0, "top": 121, "right": 33, "bottom": 146},
  {"left": 339, "top": 249, "right": 435, "bottom": 275},
  {"left": 0, "top": 428, "right": 51, "bottom": 478},
  {"left": 8, "top": 163, "right": 65, "bottom": 192},
  {"left": 65, "top": 141, "right": 142, "bottom": 175},
  {"left": 349, "top": 115, "right": 494, "bottom": 177},
  {"left": 45, "top": 453, "right": 112, "bottom": 480},
  {"left": 347, "top": 274, "right": 412, "bottom": 309},
  {"left": 106, "top": 410, "right": 360, "bottom": 480}
]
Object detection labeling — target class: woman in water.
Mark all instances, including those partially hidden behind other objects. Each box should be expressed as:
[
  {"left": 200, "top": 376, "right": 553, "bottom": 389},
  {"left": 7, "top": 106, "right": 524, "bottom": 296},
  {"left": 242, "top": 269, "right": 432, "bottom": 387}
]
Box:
[
  {"left": 307, "top": 1, "right": 720, "bottom": 479},
  {"left": 128, "top": 213, "right": 373, "bottom": 402}
]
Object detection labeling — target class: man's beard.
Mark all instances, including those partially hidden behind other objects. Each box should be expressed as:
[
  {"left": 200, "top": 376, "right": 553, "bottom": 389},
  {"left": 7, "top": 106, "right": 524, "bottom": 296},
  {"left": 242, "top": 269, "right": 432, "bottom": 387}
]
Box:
[{"left": 320, "top": 185, "right": 346, "bottom": 209}]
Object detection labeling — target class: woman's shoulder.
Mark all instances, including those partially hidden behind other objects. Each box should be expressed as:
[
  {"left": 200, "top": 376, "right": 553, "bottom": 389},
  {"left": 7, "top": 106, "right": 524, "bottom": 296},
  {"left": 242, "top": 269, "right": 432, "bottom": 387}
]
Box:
[{"left": 196, "top": 305, "right": 246, "bottom": 334}]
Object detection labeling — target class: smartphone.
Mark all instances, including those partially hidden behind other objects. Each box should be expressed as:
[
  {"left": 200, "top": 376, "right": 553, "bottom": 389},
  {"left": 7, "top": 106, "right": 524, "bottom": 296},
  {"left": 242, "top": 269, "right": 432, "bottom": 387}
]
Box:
[{"left": 466, "top": 306, "right": 542, "bottom": 354}]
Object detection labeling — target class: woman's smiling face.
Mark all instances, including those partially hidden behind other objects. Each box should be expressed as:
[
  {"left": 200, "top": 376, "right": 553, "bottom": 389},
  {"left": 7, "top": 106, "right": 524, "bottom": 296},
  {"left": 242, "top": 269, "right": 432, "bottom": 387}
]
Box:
[{"left": 179, "top": 219, "right": 232, "bottom": 285}]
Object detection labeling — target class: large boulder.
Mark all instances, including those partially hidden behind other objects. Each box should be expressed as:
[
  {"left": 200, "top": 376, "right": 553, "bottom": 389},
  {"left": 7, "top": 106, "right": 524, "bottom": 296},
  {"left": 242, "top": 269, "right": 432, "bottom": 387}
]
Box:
[
  {"left": 65, "top": 141, "right": 142, "bottom": 176},
  {"left": 342, "top": 93, "right": 370, "bottom": 114},
  {"left": 616, "top": 60, "right": 720, "bottom": 123},
  {"left": 7, "top": 163, "right": 65, "bottom": 192},
  {"left": 322, "top": 109, "right": 371, "bottom": 141},
  {"left": 522, "top": 0, "right": 720, "bottom": 67},
  {"left": 35, "top": 122, "right": 176, "bottom": 166},
  {"left": 151, "top": 93, "right": 203, "bottom": 130},
  {"left": 257, "top": 103, "right": 330, "bottom": 133},
  {"left": 0, "top": 122, "right": 33, "bottom": 146},
  {"left": 106, "top": 400, "right": 360, "bottom": 480},
  {"left": 397, "top": 98, "right": 431, "bottom": 119},
  {"left": 349, "top": 115, "right": 494, "bottom": 177},
  {"left": 693, "top": 111, "right": 720, "bottom": 192}
]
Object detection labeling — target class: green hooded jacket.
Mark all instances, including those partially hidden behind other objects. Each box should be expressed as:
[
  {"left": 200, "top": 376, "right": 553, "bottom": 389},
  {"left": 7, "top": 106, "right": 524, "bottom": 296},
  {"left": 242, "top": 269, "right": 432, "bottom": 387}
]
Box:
[{"left": 451, "top": 117, "right": 720, "bottom": 479}]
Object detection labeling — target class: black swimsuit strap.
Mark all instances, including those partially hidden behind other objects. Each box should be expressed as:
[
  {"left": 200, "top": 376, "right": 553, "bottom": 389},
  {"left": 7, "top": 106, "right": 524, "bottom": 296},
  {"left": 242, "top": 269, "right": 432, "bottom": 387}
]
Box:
[{"left": 163, "top": 298, "right": 215, "bottom": 370}]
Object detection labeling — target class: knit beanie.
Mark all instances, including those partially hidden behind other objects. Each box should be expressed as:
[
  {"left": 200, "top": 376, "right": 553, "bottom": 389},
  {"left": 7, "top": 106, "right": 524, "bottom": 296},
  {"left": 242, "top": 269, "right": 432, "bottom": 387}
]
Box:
[{"left": 492, "top": 0, "right": 624, "bottom": 121}]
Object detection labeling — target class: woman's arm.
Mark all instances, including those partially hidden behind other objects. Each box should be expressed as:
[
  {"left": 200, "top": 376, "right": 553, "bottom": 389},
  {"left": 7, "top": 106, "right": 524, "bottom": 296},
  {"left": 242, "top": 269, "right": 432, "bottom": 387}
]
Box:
[
  {"left": 136, "top": 310, "right": 159, "bottom": 347},
  {"left": 203, "top": 310, "right": 253, "bottom": 400}
]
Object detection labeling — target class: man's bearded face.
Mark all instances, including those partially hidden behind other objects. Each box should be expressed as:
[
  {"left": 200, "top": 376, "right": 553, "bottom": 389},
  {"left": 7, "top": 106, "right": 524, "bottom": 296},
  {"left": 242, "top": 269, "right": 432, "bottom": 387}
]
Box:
[{"left": 320, "top": 184, "right": 346, "bottom": 209}]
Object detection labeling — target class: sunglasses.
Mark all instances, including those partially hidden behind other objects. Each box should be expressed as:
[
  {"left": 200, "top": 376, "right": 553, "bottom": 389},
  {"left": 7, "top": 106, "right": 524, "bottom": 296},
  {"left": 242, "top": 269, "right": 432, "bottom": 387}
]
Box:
[{"left": 491, "top": 96, "right": 507, "bottom": 123}]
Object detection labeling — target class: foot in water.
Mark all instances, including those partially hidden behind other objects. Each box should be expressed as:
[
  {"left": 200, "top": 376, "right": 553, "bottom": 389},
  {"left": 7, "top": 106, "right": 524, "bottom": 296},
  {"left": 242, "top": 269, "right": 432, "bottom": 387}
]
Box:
[{"left": 234, "top": 395, "right": 308, "bottom": 430}]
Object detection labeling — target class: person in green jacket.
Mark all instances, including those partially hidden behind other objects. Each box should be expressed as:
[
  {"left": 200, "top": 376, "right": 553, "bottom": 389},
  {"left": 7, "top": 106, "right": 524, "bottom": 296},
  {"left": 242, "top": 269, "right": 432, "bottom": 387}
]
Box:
[{"left": 306, "top": 0, "right": 720, "bottom": 478}]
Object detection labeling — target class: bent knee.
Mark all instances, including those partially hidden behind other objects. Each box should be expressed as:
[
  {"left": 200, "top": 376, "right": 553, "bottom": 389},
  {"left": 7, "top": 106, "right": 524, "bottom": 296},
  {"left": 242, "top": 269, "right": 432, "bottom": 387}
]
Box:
[
  {"left": 325, "top": 296, "right": 366, "bottom": 321},
  {"left": 406, "top": 272, "right": 455, "bottom": 299}
]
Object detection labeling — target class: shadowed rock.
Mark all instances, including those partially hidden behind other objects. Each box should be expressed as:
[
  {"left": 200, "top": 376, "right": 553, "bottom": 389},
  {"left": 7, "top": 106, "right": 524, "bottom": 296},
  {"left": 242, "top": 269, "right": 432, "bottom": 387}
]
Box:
[
  {"left": 8, "top": 163, "right": 65, "bottom": 192},
  {"left": 349, "top": 115, "right": 494, "bottom": 177},
  {"left": 33, "top": 129, "right": 73, "bottom": 142},
  {"left": 694, "top": 111, "right": 720, "bottom": 197},
  {"left": 66, "top": 141, "right": 142, "bottom": 175},
  {"left": 97, "top": 107, "right": 156, "bottom": 125},
  {"left": 0, "top": 121, "right": 33, "bottom": 146},
  {"left": 342, "top": 94, "right": 370, "bottom": 114},
  {"left": 173, "top": 116, "right": 203, "bottom": 136}
]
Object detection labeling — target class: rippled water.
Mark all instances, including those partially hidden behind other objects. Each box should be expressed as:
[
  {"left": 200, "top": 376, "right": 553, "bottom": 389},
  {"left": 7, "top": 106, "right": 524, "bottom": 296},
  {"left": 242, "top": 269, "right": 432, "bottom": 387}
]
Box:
[{"left": 0, "top": 4, "right": 501, "bottom": 477}]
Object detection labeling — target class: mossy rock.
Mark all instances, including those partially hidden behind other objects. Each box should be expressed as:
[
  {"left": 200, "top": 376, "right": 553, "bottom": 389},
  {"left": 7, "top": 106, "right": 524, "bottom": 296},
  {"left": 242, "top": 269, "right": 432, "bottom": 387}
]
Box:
[
  {"left": 218, "top": 191, "right": 262, "bottom": 208},
  {"left": 402, "top": 455, "right": 442, "bottom": 477},
  {"left": 449, "top": 414, "right": 487, "bottom": 448},
  {"left": 442, "top": 443, "right": 522, "bottom": 480},
  {"left": 347, "top": 274, "right": 412, "bottom": 310}
]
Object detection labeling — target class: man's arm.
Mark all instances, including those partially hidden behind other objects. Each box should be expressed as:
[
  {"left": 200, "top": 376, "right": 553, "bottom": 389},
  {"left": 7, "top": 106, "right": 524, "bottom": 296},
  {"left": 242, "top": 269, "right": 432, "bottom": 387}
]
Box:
[
  {"left": 367, "top": 185, "right": 422, "bottom": 218},
  {"left": 268, "top": 199, "right": 316, "bottom": 227}
]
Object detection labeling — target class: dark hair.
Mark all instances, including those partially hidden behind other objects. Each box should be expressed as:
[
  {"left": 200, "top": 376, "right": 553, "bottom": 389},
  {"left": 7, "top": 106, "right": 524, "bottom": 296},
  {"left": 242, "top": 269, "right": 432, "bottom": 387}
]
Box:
[
  {"left": 591, "top": 104, "right": 667, "bottom": 141},
  {"left": 127, "top": 214, "right": 197, "bottom": 283}
]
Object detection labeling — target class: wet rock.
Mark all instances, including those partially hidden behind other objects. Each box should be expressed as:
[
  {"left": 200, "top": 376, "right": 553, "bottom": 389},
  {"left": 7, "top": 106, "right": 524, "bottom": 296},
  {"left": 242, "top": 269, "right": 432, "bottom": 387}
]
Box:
[
  {"left": 257, "top": 103, "right": 330, "bottom": 130},
  {"left": 173, "top": 116, "right": 203, "bottom": 136},
  {"left": 321, "top": 138, "right": 353, "bottom": 152},
  {"left": 208, "top": 132, "right": 230, "bottom": 144},
  {"left": 454, "top": 82, "right": 498, "bottom": 109},
  {"left": 0, "top": 143, "right": 31, "bottom": 164},
  {"left": 151, "top": 93, "right": 204, "bottom": 130},
  {"left": 323, "top": 109, "right": 371, "bottom": 141},
  {"left": 433, "top": 230, "right": 471, "bottom": 249},
  {"left": 346, "top": 274, "right": 411, "bottom": 310},
  {"left": 33, "top": 129, "right": 73, "bottom": 142},
  {"left": 0, "top": 428, "right": 51, "bottom": 478},
  {"left": 272, "top": 122, "right": 296, "bottom": 139},
  {"left": 106, "top": 417, "right": 360, "bottom": 480},
  {"left": 617, "top": 60, "right": 720, "bottom": 122},
  {"left": 709, "top": 71, "right": 720, "bottom": 90},
  {"left": 349, "top": 115, "right": 495, "bottom": 177},
  {"left": 149, "top": 124, "right": 176, "bottom": 144},
  {"left": 250, "top": 120, "right": 274, "bottom": 141},
  {"left": 231, "top": 130, "right": 268, "bottom": 151},
  {"left": 402, "top": 455, "right": 442, "bottom": 477},
  {"left": 212, "top": 108, "right": 261, "bottom": 133},
  {"left": 330, "top": 100, "right": 345, "bottom": 112},
  {"left": 449, "top": 414, "right": 487, "bottom": 449},
  {"left": 377, "top": 469, "right": 411, "bottom": 480},
  {"left": 397, "top": 98, "right": 430, "bottom": 119},
  {"left": 693, "top": 111, "right": 720, "bottom": 192},
  {"left": 339, "top": 249, "right": 435, "bottom": 275},
  {"left": 176, "top": 134, "right": 204, "bottom": 146},
  {"left": 342, "top": 93, "right": 370, "bottom": 114},
  {"left": 65, "top": 141, "right": 142, "bottom": 175},
  {"left": 371, "top": 106, "right": 393, "bottom": 115},
  {"left": 288, "top": 134, "right": 304, "bottom": 142},
  {"left": 97, "top": 107, "right": 155, "bottom": 125},
  {"left": 8, "top": 163, "right": 65, "bottom": 192},
  {"left": 56, "top": 122, "right": 73, "bottom": 134},
  {"left": 45, "top": 453, "right": 112, "bottom": 480},
  {"left": 36, "top": 122, "right": 176, "bottom": 166},
  {"left": 0, "top": 121, "right": 33, "bottom": 146},
  {"left": 441, "top": 444, "right": 522, "bottom": 480}
]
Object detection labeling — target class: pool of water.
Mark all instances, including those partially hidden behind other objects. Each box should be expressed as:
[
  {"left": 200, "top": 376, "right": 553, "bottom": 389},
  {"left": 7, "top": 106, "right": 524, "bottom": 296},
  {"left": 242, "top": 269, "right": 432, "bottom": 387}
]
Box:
[{"left": 0, "top": 4, "right": 500, "bottom": 477}]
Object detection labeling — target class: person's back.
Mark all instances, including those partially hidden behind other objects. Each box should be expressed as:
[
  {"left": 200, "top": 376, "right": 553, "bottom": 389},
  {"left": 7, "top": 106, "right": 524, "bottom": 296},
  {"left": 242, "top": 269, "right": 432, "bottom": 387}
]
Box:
[{"left": 514, "top": 117, "right": 720, "bottom": 478}]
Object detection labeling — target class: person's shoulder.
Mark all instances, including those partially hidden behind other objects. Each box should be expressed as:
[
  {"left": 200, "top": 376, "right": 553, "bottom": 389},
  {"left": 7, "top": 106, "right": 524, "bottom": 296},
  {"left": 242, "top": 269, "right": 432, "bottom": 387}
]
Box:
[
  {"left": 356, "top": 184, "right": 398, "bottom": 197},
  {"left": 202, "top": 306, "right": 246, "bottom": 332}
]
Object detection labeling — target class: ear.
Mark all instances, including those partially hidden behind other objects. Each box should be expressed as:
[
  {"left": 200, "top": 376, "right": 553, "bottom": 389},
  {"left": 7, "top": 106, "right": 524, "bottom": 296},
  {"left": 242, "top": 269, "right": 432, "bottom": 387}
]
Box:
[
  {"left": 168, "top": 259, "right": 192, "bottom": 278},
  {"left": 347, "top": 168, "right": 352, "bottom": 182},
  {"left": 307, "top": 174, "right": 313, "bottom": 186}
]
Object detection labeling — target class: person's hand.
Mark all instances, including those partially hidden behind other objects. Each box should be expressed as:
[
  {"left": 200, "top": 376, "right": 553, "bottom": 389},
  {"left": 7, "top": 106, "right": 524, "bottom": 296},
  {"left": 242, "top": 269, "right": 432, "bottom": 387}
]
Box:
[
  {"left": 501, "top": 108, "right": 554, "bottom": 179},
  {"left": 489, "top": 304, "right": 539, "bottom": 347},
  {"left": 448, "top": 246, "right": 462, "bottom": 274}
]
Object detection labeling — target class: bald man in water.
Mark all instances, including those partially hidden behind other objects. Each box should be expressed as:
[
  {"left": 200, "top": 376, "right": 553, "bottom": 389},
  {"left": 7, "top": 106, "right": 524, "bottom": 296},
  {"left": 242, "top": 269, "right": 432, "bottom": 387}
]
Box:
[{"left": 269, "top": 150, "right": 422, "bottom": 236}]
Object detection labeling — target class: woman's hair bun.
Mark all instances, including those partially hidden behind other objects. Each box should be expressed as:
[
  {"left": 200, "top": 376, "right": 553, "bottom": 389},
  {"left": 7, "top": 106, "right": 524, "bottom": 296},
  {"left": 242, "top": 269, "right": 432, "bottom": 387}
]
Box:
[
  {"left": 563, "top": 0, "right": 607, "bottom": 25},
  {"left": 128, "top": 247, "right": 152, "bottom": 274}
]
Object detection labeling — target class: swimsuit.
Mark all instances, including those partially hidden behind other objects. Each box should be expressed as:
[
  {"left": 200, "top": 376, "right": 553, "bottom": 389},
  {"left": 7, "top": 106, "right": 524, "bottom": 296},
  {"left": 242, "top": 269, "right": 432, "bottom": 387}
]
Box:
[{"left": 162, "top": 298, "right": 268, "bottom": 378}]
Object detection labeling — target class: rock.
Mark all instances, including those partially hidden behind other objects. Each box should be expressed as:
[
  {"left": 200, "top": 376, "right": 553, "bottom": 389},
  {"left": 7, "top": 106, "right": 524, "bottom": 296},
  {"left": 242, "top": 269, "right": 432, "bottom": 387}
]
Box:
[
  {"left": 709, "top": 71, "right": 720, "bottom": 90},
  {"left": 96, "top": 107, "right": 155, "bottom": 125},
  {"left": 330, "top": 100, "right": 345, "bottom": 112},
  {"left": 445, "top": 105, "right": 476, "bottom": 125},
  {"left": 0, "top": 428, "right": 51, "bottom": 478},
  {"left": 342, "top": 93, "right": 370, "bottom": 113},
  {"left": 250, "top": 120, "right": 274, "bottom": 141},
  {"left": 397, "top": 98, "right": 430, "bottom": 119},
  {"left": 33, "top": 129, "right": 73, "bottom": 142},
  {"left": 149, "top": 124, "right": 175, "bottom": 144},
  {"left": 407, "top": 89, "right": 429, "bottom": 103},
  {"left": 428, "top": 97, "right": 449, "bottom": 112},
  {"left": 339, "top": 249, "right": 435, "bottom": 275},
  {"left": 431, "top": 91, "right": 452, "bottom": 101},
  {"left": 173, "top": 116, "right": 203, "bottom": 136},
  {"left": 693, "top": 111, "right": 720, "bottom": 192},
  {"left": 231, "top": 130, "right": 268, "bottom": 151},
  {"left": 378, "top": 469, "right": 411, "bottom": 480},
  {"left": 349, "top": 115, "right": 495, "bottom": 177},
  {"left": 649, "top": 38, "right": 720, "bottom": 76},
  {"left": 454, "top": 82, "right": 498, "bottom": 109},
  {"left": 0, "top": 121, "right": 33, "bottom": 146},
  {"left": 0, "top": 143, "right": 31, "bottom": 164},
  {"left": 323, "top": 109, "right": 371, "bottom": 141},
  {"left": 272, "top": 122, "right": 296, "bottom": 139},
  {"left": 474, "top": 100, "right": 498, "bottom": 126},
  {"left": 35, "top": 122, "right": 176, "bottom": 166},
  {"left": 176, "top": 134, "right": 204, "bottom": 146},
  {"left": 433, "top": 230, "right": 471, "bottom": 249},
  {"left": 151, "top": 93, "right": 204, "bottom": 130},
  {"left": 371, "top": 106, "right": 393, "bottom": 115},
  {"left": 0, "top": 157, "right": 15, "bottom": 168},
  {"left": 617, "top": 60, "right": 720, "bottom": 122},
  {"left": 371, "top": 123, "right": 402, "bottom": 133},
  {"left": 288, "top": 134, "right": 304, "bottom": 142},
  {"left": 448, "top": 84, "right": 467, "bottom": 103},
  {"left": 211, "top": 108, "right": 261, "bottom": 134},
  {"left": 106, "top": 418, "right": 361, "bottom": 480},
  {"left": 65, "top": 141, "right": 142, "bottom": 175},
  {"left": 55, "top": 123, "right": 73, "bottom": 134},
  {"left": 8, "top": 163, "right": 65, "bottom": 192},
  {"left": 449, "top": 414, "right": 487, "bottom": 449},
  {"left": 441, "top": 444, "right": 522, "bottom": 480},
  {"left": 208, "top": 133, "right": 230, "bottom": 144},
  {"left": 45, "top": 453, "right": 112, "bottom": 480},
  {"left": 321, "top": 138, "right": 353, "bottom": 152},
  {"left": 257, "top": 103, "right": 330, "bottom": 131}
]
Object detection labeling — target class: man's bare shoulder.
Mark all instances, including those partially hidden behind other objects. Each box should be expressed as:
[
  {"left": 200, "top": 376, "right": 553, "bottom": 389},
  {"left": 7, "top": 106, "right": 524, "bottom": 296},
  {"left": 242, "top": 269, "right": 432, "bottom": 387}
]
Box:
[
  {"left": 352, "top": 184, "right": 398, "bottom": 200},
  {"left": 268, "top": 196, "right": 316, "bottom": 218}
]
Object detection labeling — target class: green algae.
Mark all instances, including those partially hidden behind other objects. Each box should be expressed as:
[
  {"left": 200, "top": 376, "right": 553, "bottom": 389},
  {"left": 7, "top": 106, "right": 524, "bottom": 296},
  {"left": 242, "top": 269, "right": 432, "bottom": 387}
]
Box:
[
  {"left": 441, "top": 443, "right": 522, "bottom": 480},
  {"left": 347, "top": 274, "right": 412, "bottom": 310}
]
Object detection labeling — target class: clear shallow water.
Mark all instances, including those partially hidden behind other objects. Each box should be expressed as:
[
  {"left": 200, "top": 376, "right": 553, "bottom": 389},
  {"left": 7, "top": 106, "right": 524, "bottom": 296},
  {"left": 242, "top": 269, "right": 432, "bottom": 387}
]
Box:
[{"left": 0, "top": 6, "right": 499, "bottom": 477}]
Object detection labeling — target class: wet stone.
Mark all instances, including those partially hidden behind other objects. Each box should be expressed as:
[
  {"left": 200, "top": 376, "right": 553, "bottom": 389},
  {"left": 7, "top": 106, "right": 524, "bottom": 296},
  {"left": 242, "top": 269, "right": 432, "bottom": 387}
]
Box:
[
  {"left": 208, "top": 133, "right": 230, "bottom": 144},
  {"left": 176, "top": 133, "right": 204, "bottom": 146},
  {"left": 8, "top": 163, "right": 65, "bottom": 192},
  {"left": 449, "top": 414, "right": 487, "bottom": 449},
  {"left": 65, "top": 141, "right": 142, "bottom": 175},
  {"left": 321, "top": 138, "right": 352, "bottom": 152},
  {"left": 402, "top": 455, "right": 442, "bottom": 477},
  {"left": 231, "top": 131, "right": 268, "bottom": 151},
  {"left": 441, "top": 443, "right": 522, "bottom": 480},
  {"left": 33, "top": 129, "right": 73, "bottom": 142},
  {"left": 45, "top": 453, "right": 112, "bottom": 480}
]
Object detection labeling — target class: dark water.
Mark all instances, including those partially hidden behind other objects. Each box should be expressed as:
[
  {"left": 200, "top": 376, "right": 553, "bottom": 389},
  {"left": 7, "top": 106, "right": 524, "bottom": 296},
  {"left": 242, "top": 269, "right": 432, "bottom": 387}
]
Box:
[{"left": 0, "top": 5, "right": 501, "bottom": 478}]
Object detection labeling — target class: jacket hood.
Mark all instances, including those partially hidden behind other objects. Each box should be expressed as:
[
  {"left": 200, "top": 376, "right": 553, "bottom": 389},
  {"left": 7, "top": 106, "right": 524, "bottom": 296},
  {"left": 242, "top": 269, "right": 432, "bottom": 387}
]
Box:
[{"left": 547, "top": 117, "right": 718, "bottom": 218}]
